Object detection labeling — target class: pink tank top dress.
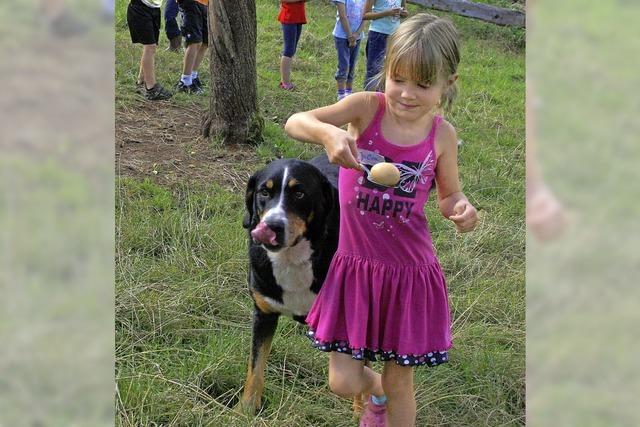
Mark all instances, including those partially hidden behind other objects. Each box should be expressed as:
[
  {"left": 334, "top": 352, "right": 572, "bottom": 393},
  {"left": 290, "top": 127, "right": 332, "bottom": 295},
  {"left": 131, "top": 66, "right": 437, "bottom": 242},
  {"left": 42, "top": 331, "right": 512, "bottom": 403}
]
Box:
[{"left": 306, "top": 93, "right": 452, "bottom": 367}]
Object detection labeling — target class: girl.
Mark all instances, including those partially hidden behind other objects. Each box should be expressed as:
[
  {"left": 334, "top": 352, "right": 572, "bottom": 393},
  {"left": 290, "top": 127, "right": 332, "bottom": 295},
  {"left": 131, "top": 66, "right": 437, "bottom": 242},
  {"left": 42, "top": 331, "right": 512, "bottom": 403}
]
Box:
[
  {"left": 362, "top": 0, "right": 408, "bottom": 91},
  {"left": 285, "top": 13, "right": 478, "bottom": 426},
  {"left": 332, "top": 0, "right": 366, "bottom": 100},
  {"left": 278, "top": 0, "right": 307, "bottom": 90}
]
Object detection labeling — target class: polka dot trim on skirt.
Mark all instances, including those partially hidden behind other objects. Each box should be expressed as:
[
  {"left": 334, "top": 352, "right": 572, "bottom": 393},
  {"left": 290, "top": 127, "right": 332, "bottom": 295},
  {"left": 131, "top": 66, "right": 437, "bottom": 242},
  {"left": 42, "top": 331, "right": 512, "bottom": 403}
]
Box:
[{"left": 306, "top": 330, "right": 449, "bottom": 367}]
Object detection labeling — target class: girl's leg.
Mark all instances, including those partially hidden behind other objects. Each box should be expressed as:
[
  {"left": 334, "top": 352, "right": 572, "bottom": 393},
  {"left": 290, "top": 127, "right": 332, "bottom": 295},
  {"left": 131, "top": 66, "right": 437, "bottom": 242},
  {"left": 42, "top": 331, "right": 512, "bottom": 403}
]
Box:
[
  {"left": 364, "top": 31, "right": 387, "bottom": 91},
  {"left": 329, "top": 352, "right": 384, "bottom": 398},
  {"left": 280, "top": 24, "right": 295, "bottom": 85},
  {"left": 141, "top": 44, "right": 157, "bottom": 89},
  {"left": 382, "top": 361, "right": 416, "bottom": 427},
  {"left": 346, "top": 40, "right": 361, "bottom": 92}
]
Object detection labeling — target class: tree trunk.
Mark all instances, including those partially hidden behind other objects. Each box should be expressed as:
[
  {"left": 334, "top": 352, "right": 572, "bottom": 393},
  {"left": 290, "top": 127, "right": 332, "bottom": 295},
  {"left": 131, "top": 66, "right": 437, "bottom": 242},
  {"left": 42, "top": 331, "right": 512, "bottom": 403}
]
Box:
[{"left": 202, "top": 0, "right": 263, "bottom": 145}]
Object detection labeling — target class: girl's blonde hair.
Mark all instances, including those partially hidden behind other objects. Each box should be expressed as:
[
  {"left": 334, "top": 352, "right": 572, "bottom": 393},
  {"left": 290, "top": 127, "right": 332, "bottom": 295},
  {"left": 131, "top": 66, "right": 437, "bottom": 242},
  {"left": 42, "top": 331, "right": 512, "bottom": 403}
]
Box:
[{"left": 374, "top": 13, "right": 461, "bottom": 112}]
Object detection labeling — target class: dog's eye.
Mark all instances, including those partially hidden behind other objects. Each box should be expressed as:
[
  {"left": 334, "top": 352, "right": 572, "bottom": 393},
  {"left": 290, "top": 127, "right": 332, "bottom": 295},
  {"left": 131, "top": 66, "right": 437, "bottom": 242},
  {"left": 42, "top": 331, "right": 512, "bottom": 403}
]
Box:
[
  {"left": 259, "top": 188, "right": 270, "bottom": 197},
  {"left": 294, "top": 191, "right": 305, "bottom": 199}
]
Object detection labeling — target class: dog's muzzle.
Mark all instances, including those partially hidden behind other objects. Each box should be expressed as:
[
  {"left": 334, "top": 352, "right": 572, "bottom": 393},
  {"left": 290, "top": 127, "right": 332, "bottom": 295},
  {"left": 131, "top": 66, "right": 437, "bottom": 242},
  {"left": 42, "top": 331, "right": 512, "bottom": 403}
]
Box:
[{"left": 251, "top": 221, "right": 279, "bottom": 246}]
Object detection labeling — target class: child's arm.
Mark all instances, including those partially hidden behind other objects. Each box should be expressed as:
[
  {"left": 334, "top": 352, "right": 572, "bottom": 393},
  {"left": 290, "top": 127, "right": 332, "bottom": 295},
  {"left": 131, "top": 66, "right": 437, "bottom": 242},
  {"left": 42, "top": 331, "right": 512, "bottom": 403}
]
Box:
[
  {"left": 362, "top": 0, "right": 402, "bottom": 21},
  {"left": 285, "top": 93, "right": 378, "bottom": 170},
  {"left": 434, "top": 121, "right": 478, "bottom": 233},
  {"left": 336, "top": 2, "right": 353, "bottom": 39}
]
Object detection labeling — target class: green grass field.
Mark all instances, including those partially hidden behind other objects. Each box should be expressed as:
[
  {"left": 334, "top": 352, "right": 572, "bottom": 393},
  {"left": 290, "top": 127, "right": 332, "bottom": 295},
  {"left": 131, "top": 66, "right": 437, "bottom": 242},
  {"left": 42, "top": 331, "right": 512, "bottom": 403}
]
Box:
[{"left": 115, "top": 0, "right": 525, "bottom": 425}]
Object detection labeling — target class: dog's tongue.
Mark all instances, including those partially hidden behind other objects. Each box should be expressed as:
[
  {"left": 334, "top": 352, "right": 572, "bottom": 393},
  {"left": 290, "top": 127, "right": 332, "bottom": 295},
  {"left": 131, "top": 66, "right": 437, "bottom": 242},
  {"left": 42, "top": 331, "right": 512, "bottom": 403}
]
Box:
[{"left": 251, "top": 222, "right": 278, "bottom": 245}]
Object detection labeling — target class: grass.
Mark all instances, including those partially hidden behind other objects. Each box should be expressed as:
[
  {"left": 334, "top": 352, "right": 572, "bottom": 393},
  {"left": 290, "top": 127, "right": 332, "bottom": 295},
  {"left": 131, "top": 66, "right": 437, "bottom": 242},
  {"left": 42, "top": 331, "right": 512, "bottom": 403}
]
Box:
[{"left": 115, "top": 0, "right": 525, "bottom": 425}]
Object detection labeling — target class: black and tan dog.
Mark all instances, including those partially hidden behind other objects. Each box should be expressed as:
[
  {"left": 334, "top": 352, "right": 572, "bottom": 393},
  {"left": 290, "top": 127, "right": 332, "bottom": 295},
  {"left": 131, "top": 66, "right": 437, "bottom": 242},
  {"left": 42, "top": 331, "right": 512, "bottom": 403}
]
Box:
[{"left": 239, "top": 154, "right": 340, "bottom": 412}]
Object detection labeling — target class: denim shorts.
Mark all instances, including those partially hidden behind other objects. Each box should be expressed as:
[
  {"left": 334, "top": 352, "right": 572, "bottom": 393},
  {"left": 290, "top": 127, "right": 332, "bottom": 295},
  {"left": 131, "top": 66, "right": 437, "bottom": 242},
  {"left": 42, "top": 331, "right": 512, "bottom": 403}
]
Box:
[
  {"left": 282, "top": 23, "right": 303, "bottom": 57},
  {"left": 365, "top": 30, "right": 388, "bottom": 90},
  {"left": 334, "top": 36, "right": 361, "bottom": 82}
]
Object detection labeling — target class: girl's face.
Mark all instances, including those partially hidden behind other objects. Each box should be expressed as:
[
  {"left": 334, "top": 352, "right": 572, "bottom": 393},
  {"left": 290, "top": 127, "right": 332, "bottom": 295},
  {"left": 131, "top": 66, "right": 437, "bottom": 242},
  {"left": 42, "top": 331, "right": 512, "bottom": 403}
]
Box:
[{"left": 384, "top": 71, "right": 456, "bottom": 121}]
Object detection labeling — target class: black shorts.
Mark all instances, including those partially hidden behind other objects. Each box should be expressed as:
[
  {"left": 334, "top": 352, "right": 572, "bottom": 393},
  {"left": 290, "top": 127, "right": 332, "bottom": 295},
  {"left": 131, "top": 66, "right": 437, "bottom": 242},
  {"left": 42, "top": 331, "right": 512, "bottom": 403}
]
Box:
[
  {"left": 179, "top": 0, "right": 208, "bottom": 45},
  {"left": 127, "top": 0, "right": 161, "bottom": 45}
]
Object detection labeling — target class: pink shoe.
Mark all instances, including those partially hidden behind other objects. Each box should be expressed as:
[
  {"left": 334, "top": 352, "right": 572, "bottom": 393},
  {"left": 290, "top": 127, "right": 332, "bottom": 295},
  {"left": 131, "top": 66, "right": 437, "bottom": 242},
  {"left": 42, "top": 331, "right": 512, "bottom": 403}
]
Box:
[
  {"left": 359, "top": 397, "right": 386, "bottom": 427},
  {"left": 279, "top": 81, "right": 295, "bottom": 90}
]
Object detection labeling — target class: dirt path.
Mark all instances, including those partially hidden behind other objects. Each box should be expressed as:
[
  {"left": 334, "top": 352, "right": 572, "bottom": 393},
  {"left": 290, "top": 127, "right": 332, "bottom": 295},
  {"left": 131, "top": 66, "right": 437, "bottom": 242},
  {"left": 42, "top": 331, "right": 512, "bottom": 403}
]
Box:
[{"left": 115, "top": 101, "right": 263, "bottom": 192}]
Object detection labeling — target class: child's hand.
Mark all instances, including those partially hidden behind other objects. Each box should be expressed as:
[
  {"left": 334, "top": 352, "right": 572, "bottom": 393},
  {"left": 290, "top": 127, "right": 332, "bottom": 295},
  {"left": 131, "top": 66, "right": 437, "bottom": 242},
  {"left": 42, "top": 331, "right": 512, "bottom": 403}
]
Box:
[
  {"left": 399, "top": 8, "right": 409, "bottom": 17},
  {"left": 348, "top": 33, "right": 357, "bottom": 47},
  {"left": 448, "top": 200, "right": 478, "bottom": 233},
  {"left": 388, "top": 8, "right": 403, "bottom": 18},
  {"left": 322, "top": 128, "right": 362, "bottom": 171}
]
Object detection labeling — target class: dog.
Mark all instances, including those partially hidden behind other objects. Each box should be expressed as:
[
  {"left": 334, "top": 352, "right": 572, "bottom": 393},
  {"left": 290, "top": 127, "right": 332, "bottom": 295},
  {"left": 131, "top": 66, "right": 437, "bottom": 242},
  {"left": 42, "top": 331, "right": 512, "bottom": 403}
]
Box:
[{"left": 239, "top": 154, "right": 340, "bottom": 412}]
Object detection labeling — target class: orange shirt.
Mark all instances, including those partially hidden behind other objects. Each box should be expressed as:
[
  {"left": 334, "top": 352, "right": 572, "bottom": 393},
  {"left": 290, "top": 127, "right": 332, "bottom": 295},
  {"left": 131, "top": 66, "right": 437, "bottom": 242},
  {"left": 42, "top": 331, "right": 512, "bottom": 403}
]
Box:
[{"left": 196, "top": 0, "right": 208, "bottom": 4}]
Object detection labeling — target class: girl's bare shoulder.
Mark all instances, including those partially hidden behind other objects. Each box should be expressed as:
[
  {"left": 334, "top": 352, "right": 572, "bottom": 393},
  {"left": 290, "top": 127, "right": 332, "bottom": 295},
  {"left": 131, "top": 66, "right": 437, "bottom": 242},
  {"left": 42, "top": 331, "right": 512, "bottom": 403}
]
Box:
[{"left": 435, "top": 118, "right": 458, "bottom": 157}]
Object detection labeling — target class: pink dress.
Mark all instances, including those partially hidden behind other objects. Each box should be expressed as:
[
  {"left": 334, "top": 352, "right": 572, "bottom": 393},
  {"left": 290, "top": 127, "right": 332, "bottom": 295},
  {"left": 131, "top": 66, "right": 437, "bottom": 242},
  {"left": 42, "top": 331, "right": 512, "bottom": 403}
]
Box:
[{"left": 306, "top": 93, "right": 451, "bottom": 367}]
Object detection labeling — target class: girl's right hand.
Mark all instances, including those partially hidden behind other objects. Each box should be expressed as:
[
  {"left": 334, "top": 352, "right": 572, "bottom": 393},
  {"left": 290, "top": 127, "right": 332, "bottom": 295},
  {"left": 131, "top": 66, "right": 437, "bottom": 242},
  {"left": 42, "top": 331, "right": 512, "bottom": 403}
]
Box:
[
  {"left": 322, "top": 128, "right": 362, "bottom": 170},
  {"left": 388, "top": 8, "right": 403, "bottom": 17}
]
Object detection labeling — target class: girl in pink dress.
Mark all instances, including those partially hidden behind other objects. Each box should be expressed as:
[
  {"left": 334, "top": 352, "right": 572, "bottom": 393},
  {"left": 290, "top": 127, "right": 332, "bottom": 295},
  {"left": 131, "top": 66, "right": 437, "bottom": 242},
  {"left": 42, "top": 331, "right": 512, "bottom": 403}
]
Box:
[{"left": 285, "top": 13, "right": 478, "bottom": 427}]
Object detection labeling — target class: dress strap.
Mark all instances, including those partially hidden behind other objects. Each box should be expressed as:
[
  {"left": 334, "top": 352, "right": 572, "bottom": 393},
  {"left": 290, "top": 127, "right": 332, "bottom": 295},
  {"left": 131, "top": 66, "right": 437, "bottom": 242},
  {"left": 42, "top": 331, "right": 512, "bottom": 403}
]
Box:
[{"left": 426, "top": 115, "right": 443, "bottom": 143}]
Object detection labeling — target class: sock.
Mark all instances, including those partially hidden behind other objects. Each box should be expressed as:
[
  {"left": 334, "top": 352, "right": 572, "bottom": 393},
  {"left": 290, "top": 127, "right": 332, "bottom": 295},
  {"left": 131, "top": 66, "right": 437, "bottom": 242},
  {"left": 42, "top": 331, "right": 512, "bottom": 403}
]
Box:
[
  {"left": 181, "top": 74, "right": 192, "bottom": 86},
  {"left": 191, "top": 71, "right": 198, "bottom": 80},
  {"left": 337, "top": 89, "right": 346, "bottom": 100},
  {"left": 371, "top": 394, "right": 387, "bottom": 405},
  {"left": 345, "top": 88, "right": 352, "bottom": 95}
]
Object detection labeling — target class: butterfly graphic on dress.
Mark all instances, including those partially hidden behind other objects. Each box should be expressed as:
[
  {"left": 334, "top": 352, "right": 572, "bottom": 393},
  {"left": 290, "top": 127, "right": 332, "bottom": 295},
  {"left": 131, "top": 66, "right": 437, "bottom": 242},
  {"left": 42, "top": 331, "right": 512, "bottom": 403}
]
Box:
[{"left": 395, "top": 151, "right": 435, "bottom": 193}]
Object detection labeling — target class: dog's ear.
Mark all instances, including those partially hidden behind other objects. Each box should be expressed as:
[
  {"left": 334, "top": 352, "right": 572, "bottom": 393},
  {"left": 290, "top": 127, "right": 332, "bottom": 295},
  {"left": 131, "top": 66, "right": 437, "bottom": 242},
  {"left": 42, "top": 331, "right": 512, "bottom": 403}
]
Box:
[
  {"left": 321, "top": 178, "right": 336, "bottom": 216},
  {"left": 243, "top": 173, "right": 259, "bottom": 229}
]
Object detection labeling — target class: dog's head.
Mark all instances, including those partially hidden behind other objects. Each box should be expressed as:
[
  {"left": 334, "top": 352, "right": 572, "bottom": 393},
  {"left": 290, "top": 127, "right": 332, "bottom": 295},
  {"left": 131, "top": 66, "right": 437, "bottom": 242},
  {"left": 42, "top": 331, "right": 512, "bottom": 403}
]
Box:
[{"left": 243, "top": 158, "right": 336, "bottom": 252}]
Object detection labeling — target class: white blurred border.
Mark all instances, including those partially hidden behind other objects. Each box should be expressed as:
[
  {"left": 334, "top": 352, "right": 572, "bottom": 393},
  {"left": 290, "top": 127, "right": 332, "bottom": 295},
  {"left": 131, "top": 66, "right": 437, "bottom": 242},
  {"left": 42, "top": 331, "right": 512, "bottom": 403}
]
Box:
[
  {"left": 0, "top": 1, "right": 114, "bottom": 425},
  {"left": 527, "top": 0, "right": 640, "bottom": 425}
]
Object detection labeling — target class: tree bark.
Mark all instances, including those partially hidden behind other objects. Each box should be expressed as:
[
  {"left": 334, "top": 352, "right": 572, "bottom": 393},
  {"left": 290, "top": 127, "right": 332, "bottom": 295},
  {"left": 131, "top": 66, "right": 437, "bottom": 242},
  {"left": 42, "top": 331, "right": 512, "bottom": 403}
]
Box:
[
  {"left": 408, "top": 0, "right": 525, "bottom": 28},
  {"left": 202, "top": 0, "right": 263, "bottom": 145}
]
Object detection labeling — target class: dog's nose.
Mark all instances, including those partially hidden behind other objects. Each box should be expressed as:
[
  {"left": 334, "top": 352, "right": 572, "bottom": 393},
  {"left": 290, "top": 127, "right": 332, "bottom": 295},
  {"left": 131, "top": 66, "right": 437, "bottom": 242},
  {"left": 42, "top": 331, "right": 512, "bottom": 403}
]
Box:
[{"left": 265, "top": 220, "right": 285, "bottom": 235}]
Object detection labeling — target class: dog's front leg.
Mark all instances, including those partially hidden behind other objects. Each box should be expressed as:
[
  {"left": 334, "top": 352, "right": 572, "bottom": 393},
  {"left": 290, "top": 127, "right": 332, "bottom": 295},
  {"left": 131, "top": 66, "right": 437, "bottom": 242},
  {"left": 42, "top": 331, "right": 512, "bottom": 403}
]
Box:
[{"left": 238, "top": 307, "right": 279, "bottom": 413}]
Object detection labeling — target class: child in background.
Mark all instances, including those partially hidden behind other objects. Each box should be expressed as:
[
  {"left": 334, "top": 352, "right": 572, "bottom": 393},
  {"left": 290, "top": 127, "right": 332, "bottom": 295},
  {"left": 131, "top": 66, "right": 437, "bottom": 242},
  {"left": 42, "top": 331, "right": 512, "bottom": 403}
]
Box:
[
  {"left": 175, "top": 0, "right": 208, "bottom": 94},
  {"left": 127, "top": 0, "right": 173, "bottom": 100},
  {"left": 362, "top": 0, "right": 408, "bottom": 91},
  {"left": 285, "top": 13, "right": 477, "bottom": 426},
  {"left": 332, "top": 0, "right": 367, "bottom": 100},
  {"left": 278, "top": 0, "right": 307, "bottom": 90},
  {"left": 164, "top": 0, "right": 182, "bottom": 51}
]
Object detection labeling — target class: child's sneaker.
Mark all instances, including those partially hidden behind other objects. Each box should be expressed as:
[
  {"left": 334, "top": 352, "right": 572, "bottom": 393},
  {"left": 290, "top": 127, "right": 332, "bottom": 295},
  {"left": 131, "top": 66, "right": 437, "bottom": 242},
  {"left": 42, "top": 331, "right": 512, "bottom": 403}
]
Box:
[
  {"left": 145, "top": 84, "right": 172, "bottom": 101},
  {"left": 279, "top": 82, "right": 295, "bottom": 90},
  {"left": 192, "top": 77, "right": 205, "bottom": 91},
  {"left": 359, "top": 396, "right": 386, "bottom": 427},
  {"left": 176, "top": 80, "right": 204, "bottom": 95}
]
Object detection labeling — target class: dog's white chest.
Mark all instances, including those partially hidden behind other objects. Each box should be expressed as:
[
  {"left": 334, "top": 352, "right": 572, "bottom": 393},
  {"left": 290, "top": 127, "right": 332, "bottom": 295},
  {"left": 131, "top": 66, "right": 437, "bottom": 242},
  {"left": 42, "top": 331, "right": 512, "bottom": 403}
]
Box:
[{"left": 266, "top": 239, "right": 316, "bottom": 317}]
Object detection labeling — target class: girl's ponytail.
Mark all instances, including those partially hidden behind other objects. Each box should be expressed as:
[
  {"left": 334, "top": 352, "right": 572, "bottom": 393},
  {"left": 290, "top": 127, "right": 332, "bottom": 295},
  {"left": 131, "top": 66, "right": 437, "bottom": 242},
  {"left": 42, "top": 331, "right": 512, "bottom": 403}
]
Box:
[{"left": 441, "top": 81, "right": 458, "bottom": 113}]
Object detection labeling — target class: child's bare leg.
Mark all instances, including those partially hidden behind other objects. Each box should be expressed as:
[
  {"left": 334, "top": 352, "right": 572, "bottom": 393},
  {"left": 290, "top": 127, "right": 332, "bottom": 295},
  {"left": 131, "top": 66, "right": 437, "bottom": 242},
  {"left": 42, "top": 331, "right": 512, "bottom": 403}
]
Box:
[
  {"left": 336, "top": 79, "right": 346, "bottom": 92},
  {"left": 280, "top": 55, "right": 292, "bottom": 85},
  {"left": 329, "top": 352, "right": 384, "bottom": 398},
  {"left": 141, "top": 44, "right": 157, "bottom": 89},
  {"left": 382, "top": 361, "right": 416, "bottom": 427},
  {"left": 182, "top": 42, "right": 202, "bottom": 77},
  {"left": 192, "top": 43, "right": 208, "bottom": 73}
]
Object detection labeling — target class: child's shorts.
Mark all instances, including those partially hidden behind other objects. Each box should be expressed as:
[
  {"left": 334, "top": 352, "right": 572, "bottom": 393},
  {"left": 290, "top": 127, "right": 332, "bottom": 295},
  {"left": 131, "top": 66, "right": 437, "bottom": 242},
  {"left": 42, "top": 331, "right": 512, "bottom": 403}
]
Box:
[
  {"left": 127, "top": 0, "right": 161, "bottom": 45},
  {"left": 179, "top": 0, "right": 208, "bottom": 45}
]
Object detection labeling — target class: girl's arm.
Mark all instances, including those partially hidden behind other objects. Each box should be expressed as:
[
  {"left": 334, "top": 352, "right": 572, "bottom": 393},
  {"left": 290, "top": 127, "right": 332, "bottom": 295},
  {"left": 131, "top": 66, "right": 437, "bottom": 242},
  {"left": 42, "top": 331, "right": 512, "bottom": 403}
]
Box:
[
  {"left": 336, "top": 2, "right": 352, "bottom": 37},
  {"left": 362, "top": 0, "right": 399, "bottom": 20},
  {"left": 285, "top": 92, "right": 378, "bottom": 170},
  {"left": 434, "top": 121, "right": 478, "bottom": 233}
]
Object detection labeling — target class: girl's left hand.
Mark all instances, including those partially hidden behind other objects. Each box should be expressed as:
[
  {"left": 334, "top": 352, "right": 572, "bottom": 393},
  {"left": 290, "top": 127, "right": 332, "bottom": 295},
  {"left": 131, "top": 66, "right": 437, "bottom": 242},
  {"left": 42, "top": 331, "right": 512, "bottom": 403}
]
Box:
[{"left": 449, "top": 200, "right": 478, "bottom": 233}]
